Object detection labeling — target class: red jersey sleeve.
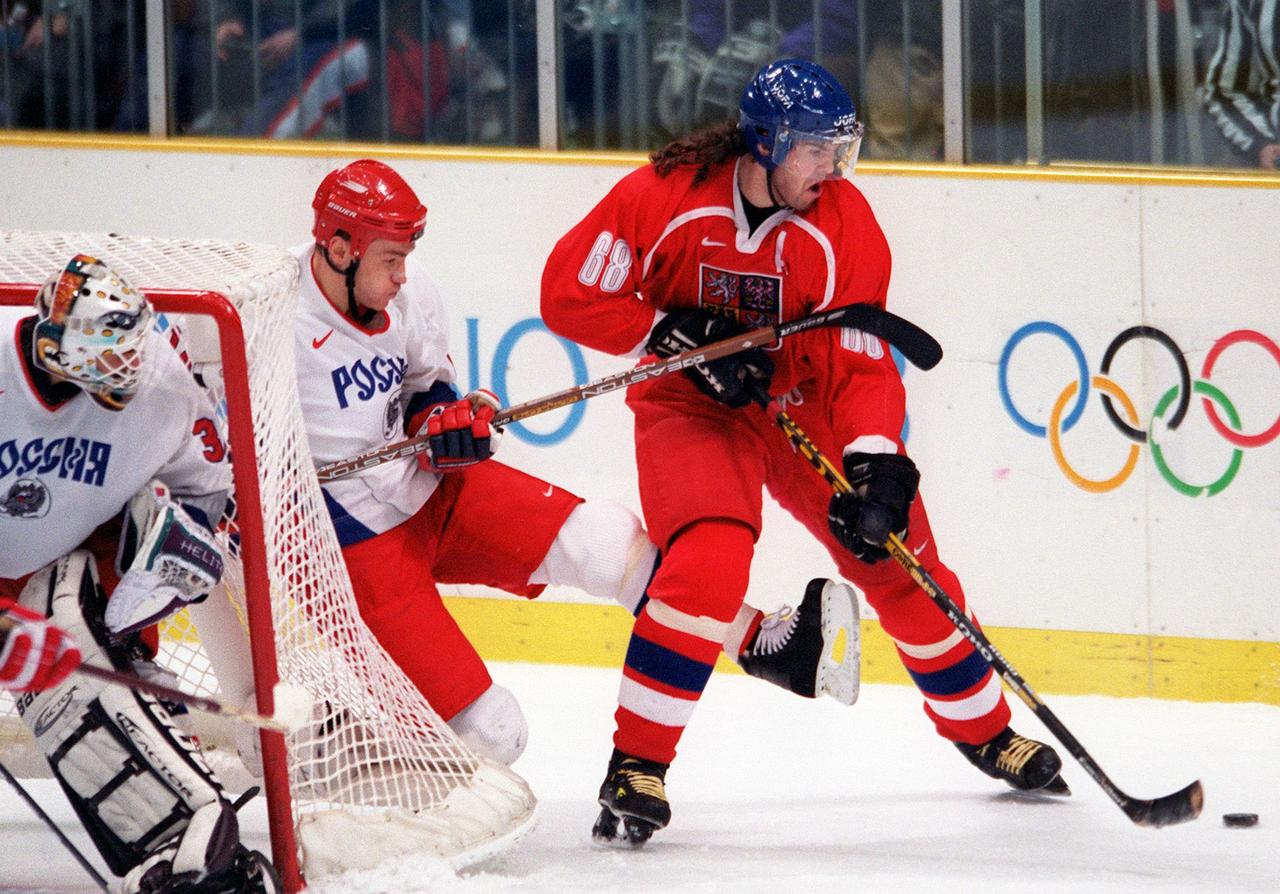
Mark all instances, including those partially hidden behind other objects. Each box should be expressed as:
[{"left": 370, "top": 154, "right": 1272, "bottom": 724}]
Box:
[
  {"left": 542, "top": 166, "right": 665, "bottom": 356},
  {"left": 812, "top": 183, "right": 906, "bottom": 453}
]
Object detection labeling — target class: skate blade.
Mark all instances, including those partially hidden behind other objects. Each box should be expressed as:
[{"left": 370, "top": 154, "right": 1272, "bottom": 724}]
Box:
[
  {"left": 816, "top": 581, "right": 861, "bottom": 706},
  {"left": 1040, "top": 774, "right": 1071, "bottom": 796},
  {"left": 591, "top": 807, "right": 657, "bottom": 848},
  {"left": 1001, "top": 774, "right": 1072, "bottom": 801}
]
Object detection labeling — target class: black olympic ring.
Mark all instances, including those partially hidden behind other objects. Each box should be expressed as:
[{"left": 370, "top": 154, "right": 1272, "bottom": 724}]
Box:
[{"left": 1099, "top": 326, "right": 1191, "bottom": 443}]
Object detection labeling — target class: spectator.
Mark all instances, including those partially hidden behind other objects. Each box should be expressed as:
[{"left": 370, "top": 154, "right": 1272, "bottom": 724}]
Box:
[
  {"left": 647, "top": 2, "right": 944, "bottom": 161},
  {"left": 209, "top": 1, "right": 492, "bottom": 143},
  {"left": 212, "top": 0, "right": 383, "bottom": 139},
  {"left": 1201, "top": 0, "right": 1280, "bottom": 168},
  {"left": 8, "top": 1, "right": 142, "bottom": 131},
  {"left": 649, "top": 3, "right": 858, "bottom": 139},
  {"left": 113, "top": 0, "right": 210, "bottom": 133},
  {"left": 859, "top": 1, "right": 943, "bottom": 161}
]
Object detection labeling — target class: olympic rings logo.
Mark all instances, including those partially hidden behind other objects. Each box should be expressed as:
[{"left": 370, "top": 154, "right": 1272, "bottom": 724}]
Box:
[{"left": 998, "top": 322, "right": 1280, "bottom": 496}]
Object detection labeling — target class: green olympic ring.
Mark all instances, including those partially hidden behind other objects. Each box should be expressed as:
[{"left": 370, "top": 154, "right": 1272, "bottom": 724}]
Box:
[{"left": 1149, "top": 381, "right": 1244, "bottom": 498}]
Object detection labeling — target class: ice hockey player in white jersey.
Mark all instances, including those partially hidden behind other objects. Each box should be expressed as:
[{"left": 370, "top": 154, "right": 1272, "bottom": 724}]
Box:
[
  {"left": 0, "top": 254, "right": 281, "bottom": 893},
  {"left": 292, "top": 158, "right": 862, "bottom": 768}
]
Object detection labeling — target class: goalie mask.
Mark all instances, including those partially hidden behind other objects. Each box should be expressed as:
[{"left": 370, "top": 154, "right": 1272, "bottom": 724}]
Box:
[
  {"left": 739, "top": 58, "right": 864, "bottom": 181},
  {"left": 32, "top": 254, "right": 153, "bottom": 411}
]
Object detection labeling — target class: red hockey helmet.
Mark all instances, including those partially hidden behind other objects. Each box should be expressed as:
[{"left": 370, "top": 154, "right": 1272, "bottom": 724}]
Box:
[{"left": 312, "top": 159, "right": 427, "bottom": 259}]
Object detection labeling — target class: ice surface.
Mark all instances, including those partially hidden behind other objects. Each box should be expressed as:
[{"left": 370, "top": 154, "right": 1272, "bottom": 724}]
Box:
[{"left": 2, "top": 663, "right": 1276, "bottom": 893}]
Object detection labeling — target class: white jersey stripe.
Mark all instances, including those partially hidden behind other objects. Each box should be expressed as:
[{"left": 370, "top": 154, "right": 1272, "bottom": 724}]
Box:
[
  {"left": 617, "top": 675, "right": 700, "bottom": 727},
  {"left": 924, "top": 673, "right": 1004, "bottom": 722}
]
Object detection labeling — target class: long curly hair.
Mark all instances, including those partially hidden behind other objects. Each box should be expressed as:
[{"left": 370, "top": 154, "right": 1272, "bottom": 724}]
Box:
[{"left": 650, "top": 120, "right": 748, "bottom": 185}]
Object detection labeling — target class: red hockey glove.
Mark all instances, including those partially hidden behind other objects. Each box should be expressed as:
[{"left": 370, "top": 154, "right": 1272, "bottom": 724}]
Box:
[
  {"left": 0, "top": 598, "right": 81, "bottom": 692},
  {"left": 418, "top": 389, "right": 504, "bottom": 471}
]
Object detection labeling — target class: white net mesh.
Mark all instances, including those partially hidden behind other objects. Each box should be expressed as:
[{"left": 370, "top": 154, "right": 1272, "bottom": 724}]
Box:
[{"left": 0, "top": 231, "right": 535, "bottom": 882}]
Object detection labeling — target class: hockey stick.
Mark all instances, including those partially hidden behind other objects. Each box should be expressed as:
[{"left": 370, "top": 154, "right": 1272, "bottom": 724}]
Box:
[
  {"left": 0, "top": 762, "right": 111, "bottom": 891},
  {"left": 762, "top": 398, "right": 1204, "bottom": 828},
  {"left": 0, "top": 615, "right": 310, "bottom": 733},
  {"left": 315, "top": 303, "right": 942, "bottom": 482},
  {"left": 70, "top": 661, "right": 312, "bottom": 734}
]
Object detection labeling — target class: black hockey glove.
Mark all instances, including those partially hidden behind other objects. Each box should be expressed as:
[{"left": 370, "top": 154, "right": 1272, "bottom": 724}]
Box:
[
  {"left": 828, "top": 452, "right": 920, "bottom": 564},
  {"left": 646, "top": 308, "right": 774, "bottom": 409}
]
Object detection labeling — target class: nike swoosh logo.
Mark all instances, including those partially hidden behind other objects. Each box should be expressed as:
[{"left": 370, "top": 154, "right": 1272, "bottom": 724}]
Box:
[
  {"left": 913, "top": 540, "right": 929, "bottom": 556},
  {"left": 312, "top": 329, "right": 334, "bottom": 349},
  {"left": 701, "top": 237, "right": 725, "bottom": 247},
  {"left": 543, "top": 484, "right": 554, "bottom": 497}
]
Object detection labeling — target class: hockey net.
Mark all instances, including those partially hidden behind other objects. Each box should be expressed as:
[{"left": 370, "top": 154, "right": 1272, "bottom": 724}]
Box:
[{"left": 0, "top": 231, "right": 536, "bottom": 891}]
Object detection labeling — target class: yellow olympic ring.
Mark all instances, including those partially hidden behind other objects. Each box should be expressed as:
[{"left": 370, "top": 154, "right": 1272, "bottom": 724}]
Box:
[{"left": 1049, "top": 375, "right": 1141, "bottom": 493}]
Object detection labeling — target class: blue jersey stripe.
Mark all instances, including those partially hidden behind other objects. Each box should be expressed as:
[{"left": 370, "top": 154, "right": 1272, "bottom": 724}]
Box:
[
  {"left": 624, "top": 634, "right": 716, "bottom": 694},
  {"left": 906, "top": 649, "right": 991, "bottom": 697},
  {"left": 322, "top": 487, "right": 379, "bottom": 547}
]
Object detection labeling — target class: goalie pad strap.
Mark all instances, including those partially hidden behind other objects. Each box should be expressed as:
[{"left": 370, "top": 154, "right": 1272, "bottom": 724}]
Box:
[{"left": 120, "top": 800, "right": 244, "bottom": 894}]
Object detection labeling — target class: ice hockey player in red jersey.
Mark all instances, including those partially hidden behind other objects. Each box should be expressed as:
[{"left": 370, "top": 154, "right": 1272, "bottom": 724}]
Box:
[
  {"left": 541, "top": 58, "right": 1067, "bottom": 845},
  {"left": 293, "top": 159, "right": 864, "bottom": 768},
  {"left": 0, "top": 255, "right": 280, "bottom": 892}
]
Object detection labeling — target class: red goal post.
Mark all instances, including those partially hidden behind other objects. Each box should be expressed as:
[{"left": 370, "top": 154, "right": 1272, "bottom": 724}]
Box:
[
  {"left": 0, "top": 232, "right": 535, "bottom": 891},
  {"left": 0, "top": 281, "right": 302, "bottom": 889}
]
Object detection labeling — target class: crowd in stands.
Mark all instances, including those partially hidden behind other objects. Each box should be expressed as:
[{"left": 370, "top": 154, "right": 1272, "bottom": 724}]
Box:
[{"left": 0, "top": 0, "right": 1272, "bottom": 169}]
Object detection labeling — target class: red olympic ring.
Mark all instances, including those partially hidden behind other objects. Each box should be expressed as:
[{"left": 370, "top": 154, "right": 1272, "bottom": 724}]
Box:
[{"left": 1200, "top": 330, "right": 1280, "bottom": 448}]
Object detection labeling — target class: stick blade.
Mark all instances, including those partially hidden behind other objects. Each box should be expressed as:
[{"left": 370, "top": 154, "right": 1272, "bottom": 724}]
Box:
[
  {"left": 825, "top": 305, "right": 944, "bottom": 371},
  {"left": 1126, "top": 779, "right": 1204, "bottom": 828}
]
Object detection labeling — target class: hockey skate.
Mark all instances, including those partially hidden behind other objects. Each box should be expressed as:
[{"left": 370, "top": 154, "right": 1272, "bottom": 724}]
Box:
[
  {"left": 956, "top": 726, "right": 1070, "bottom": 796},
  {"left": 122, "top": 844, "right": 281, "bottom": 894},
  {"left": 739, "top": 578, "right": 860, "bottom": 705},
  {"left": 592, "top": 749, "right": 672, "bottom": 847}
]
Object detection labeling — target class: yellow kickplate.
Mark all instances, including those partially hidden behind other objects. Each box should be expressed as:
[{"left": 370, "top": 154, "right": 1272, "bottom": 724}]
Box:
[{"left": 440, "top": 595, "right": 1280, "bottom": 705}]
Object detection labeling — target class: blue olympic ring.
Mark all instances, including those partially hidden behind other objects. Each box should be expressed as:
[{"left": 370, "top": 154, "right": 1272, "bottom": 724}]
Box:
[{"left": 999, "top": 321, "right": 1090, "bottom": 437}]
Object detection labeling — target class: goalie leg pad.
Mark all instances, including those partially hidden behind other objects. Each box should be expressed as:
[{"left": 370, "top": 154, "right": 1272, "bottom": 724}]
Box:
[
  {"left": 16, "top": 552, "right": 235, "bottom": 878},
  {"left": 118, "top": 800, "right": 280, "bottom": 894},
  {"left": 109, "top": 479, "right": 225, "bottom": 635}
]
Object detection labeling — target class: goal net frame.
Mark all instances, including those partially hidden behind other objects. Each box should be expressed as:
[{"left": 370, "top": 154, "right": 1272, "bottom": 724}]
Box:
[
  {"left": 0, "top": 279, "right": 304, "bottom": 886},
  {"left": 0, "top": 232, "right": 536, "bottom": 892}
]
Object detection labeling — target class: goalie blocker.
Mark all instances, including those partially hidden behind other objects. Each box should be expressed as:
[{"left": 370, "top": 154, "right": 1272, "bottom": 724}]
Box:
[{"left": 14, "top": 551, "right": 280, "bottom": 894}]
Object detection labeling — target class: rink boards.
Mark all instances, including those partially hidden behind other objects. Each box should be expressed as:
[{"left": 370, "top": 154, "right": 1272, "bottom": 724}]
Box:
[{"left": 1, "top": 133, "right": 1276, "bottom": 705}]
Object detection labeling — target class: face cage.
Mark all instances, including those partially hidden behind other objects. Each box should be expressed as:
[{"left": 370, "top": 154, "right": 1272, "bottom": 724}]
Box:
[
  {"left": 41, "top": 308, "right": 152, "bottom": 399},
  {"left": 771, "top": 123, "right": 866, "bottom": 180}
]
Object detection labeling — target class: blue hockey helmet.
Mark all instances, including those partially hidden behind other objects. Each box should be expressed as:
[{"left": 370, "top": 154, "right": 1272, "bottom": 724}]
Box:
[{"left": 739, "top": 58, "right": 864, "bottom": 179}]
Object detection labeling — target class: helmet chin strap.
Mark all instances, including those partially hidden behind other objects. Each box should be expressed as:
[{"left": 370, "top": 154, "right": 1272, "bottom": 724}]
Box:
[{"left": 320, "top": 246, "right": 377, "bottom": 326}]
